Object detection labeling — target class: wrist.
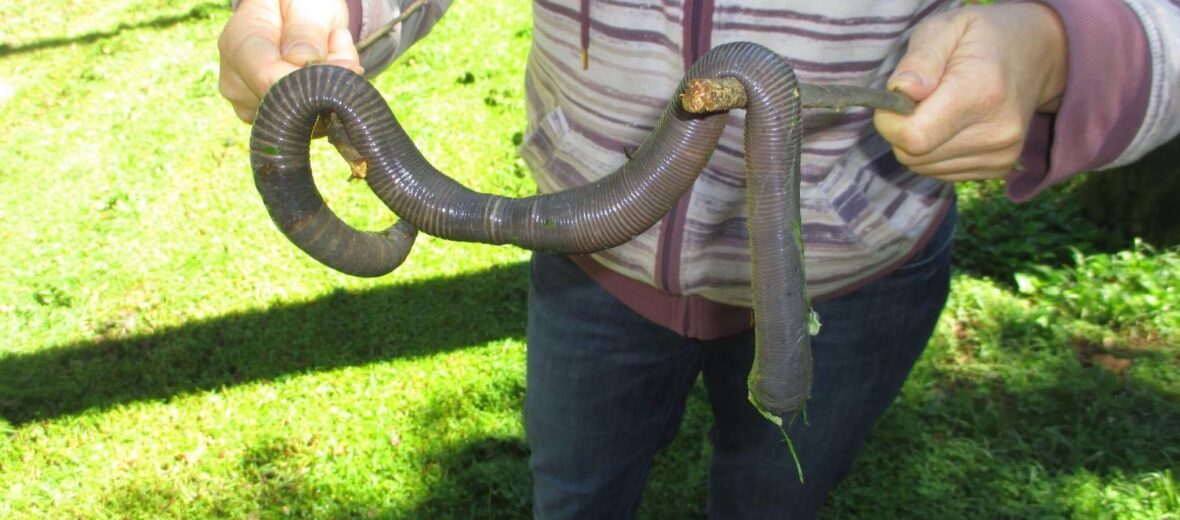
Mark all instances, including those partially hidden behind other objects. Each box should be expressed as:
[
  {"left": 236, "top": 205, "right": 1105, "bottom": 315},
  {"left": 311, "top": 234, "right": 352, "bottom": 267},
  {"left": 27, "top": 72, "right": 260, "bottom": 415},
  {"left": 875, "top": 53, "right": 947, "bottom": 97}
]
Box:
[{"left": 1023, "top": 2, "right": 1068, "bottom": 112}]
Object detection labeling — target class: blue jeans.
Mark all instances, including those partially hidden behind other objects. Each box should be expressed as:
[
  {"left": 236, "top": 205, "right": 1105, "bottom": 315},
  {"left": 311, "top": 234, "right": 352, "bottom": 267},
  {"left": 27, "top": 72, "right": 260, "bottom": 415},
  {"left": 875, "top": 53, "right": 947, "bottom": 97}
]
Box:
[{"left": 525, "top": 209, "right": 954, "bottom": 519}]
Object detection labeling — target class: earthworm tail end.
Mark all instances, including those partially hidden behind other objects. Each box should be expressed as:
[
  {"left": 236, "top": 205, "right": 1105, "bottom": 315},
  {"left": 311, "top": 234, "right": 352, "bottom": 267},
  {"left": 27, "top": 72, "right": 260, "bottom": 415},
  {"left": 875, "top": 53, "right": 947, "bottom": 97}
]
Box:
[{"left": 690, "top": 43, "right": 812, "bottom": 417}]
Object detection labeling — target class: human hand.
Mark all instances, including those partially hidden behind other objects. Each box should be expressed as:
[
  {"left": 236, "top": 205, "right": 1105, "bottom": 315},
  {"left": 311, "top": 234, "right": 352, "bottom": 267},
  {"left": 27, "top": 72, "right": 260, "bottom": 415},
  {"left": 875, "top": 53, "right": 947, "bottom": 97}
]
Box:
[
  {"left": 218, "top": 0, "right": 362, "bottom": 123},
  {"left": 873, "top": 3, "right": 1067, "bottom": 182}
]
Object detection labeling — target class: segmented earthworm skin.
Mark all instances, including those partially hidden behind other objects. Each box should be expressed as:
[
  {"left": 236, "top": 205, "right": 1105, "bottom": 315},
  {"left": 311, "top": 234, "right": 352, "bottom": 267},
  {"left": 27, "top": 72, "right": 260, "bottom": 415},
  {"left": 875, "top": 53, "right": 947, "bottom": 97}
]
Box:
[{"left": 251, "top": 41, "right": 810, "bottom": 416}]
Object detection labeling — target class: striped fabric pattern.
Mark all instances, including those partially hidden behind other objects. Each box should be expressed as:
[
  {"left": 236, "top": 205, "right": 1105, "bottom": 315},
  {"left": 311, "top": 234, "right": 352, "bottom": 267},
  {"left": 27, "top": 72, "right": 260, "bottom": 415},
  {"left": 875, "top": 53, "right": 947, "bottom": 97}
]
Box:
[{"left": 519, "top": 0, "right": 956, "bottom": 306}]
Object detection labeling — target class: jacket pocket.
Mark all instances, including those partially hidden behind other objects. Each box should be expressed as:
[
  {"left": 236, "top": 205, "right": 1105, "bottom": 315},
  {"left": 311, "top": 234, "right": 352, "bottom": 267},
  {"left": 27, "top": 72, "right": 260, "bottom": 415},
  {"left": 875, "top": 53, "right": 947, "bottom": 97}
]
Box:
[{"left": 519, "top": 106, "right": 572, "bottom": 183}]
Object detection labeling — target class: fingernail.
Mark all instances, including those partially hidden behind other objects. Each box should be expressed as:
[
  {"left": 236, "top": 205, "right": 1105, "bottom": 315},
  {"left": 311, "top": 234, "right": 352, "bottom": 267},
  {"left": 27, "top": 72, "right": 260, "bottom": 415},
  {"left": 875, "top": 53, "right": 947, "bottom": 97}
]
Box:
[{"left": 891, "top": 71, "right": 925, "bottom": 92}]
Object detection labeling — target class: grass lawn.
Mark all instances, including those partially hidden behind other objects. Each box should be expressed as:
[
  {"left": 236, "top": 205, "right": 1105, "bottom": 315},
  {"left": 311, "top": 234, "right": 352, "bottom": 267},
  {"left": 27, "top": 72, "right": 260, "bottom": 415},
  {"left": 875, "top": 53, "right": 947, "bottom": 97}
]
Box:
[{"left": 1, "top": 0, "right": 1177, "bottom": 517}]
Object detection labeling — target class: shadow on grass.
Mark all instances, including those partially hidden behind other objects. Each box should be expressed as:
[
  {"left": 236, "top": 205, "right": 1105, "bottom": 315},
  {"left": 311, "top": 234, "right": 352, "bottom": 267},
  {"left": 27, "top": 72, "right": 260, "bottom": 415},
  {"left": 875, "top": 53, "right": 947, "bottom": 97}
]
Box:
[
  {"left": 405, "top": 436, "right": 534, "bottom": 518},
  {"left": 0, "top": 262, "right": 528, "bottom": 425},
  {"left": 952, "top": 180, "right": 1134, "bottom": 286},
  {"left": 105, "top": 366, "right": 1177, "bottom": 518},
  {"left": 112, "top": 434, "right": 535, "bottom": 519},
  {"left": 89, "top": 299, "right": 1178, "bottom": 518},
  {"left": 0, "top": 2, "right": 228, "bottom": 58},
  {"left": 826, "top": 313, "right": 1180, "bottom": 517},
  {"left": 385, "top": 305, "right": 1178, "bottom": 519},
  {"left": 828, "top": 374, "right": 1180, "bottom": 517}
]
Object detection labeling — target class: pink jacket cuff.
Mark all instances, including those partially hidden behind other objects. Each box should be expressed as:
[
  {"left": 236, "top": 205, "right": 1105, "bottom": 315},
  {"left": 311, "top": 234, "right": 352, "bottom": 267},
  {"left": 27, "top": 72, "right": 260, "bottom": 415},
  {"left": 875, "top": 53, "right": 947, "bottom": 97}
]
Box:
[
  {"left": 347, "top": 0, "right": 363, "bottom": 42},
  {"left": 1008, "top": 0, "right": 1151, "bottom": 202}
]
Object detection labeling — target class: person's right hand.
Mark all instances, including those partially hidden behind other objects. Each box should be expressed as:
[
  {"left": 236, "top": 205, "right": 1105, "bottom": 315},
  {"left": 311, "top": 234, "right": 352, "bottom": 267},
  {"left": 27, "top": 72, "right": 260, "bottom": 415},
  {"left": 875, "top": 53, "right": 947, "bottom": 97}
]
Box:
[{"left": 218, "top": 0, "right": 363, "bottom": 123}]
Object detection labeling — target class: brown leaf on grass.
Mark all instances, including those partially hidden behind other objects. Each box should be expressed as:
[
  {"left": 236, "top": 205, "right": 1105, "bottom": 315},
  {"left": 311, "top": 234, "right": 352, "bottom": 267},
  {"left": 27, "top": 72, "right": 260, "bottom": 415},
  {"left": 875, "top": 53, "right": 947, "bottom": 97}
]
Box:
[
  {"left": 1089, "top": 353, "right": 1133, "bottom": 375},
  {"left": 1073, "top": 338, "right": 1134, "bottom": 375}
]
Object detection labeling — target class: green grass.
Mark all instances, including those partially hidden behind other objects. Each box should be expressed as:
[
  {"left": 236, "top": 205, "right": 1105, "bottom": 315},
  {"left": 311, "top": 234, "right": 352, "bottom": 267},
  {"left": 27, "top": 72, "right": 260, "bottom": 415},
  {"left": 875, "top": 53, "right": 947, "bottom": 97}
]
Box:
[{"left": 0, "top": 0, "right": 1177, "bottom": 518}]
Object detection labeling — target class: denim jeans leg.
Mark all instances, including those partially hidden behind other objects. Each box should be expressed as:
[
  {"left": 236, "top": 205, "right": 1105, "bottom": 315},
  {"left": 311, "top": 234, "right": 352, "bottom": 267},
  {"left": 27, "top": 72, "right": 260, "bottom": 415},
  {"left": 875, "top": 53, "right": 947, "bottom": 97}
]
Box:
[
  {"left": 703, "top": 209, "right": 955, "bottom": 519},
  {"left": 526, "top": 207, "right": 955, "bottom": 519},
  {"left": 526, "top": 252, "right": 703, "bottom": 519}
]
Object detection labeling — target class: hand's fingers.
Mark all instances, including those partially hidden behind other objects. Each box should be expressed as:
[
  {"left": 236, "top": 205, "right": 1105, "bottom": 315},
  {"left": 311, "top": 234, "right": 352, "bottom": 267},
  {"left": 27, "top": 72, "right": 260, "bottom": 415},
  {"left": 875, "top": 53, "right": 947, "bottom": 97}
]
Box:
[
  {"left": 903, "top": 143, "right": 1022, "bottom": 177},
  {"left": 218, "top": 0, "right": 352, "bottom": 124},
  {"left": 873, "top": 4, "right": 1067, "bottom": 185},
  {"left": 219, "top": 0, "right": 283, "bottom": 93},
  {"left": 920, "top": 169, "right": 1011, "bottom": 183},
  {"left": 326, "top": 27, "right": 364, "bottom": 73},
  {"left": 886, "top": 13, "right": 965, "bottom": 102},
  {"left": 219, "top": 11, "right": 298, "bottom": 102},
  {"left": 219, "top": 34, "right": 299, "bottom": 122},
  {"left": 218, "top": 63, "right": 260, "bottom": 122},
  {"left": 280, "top": 0, "right": 344, "bottom": 66},
  {"left": 891, "top": 114, "right": 1024, "bottom": 167},
  {"left": 882, "top": 50, "right": 1009, "bottom": 157},
  {"left": 218, "top": 58, "right": 250, "bottom": 103},
  {"left": 898, "top": 146, "right": 1021, "bottom": 175},
  {"left": 877, "top": 8, "right": 986, "bottom": 158},
  {"left": 234, "top": 103, "right": 259, "bottom": 124},
  {"left": 235, "top": 34, "right": 301, "bottom": 99}
]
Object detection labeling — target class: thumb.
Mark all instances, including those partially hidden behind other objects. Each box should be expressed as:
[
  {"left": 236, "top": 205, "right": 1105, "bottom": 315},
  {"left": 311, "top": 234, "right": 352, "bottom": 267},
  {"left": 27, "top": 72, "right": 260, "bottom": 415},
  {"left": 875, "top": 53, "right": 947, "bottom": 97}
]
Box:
[
  {"left": 888, "top": 14, "right": 966, "bottom": 102},
  {"left": 326, "top": 27, "right": 363, "bottom": 74},
  {"left": 279, "top": 0, "right": 347, "bottom": 66}
]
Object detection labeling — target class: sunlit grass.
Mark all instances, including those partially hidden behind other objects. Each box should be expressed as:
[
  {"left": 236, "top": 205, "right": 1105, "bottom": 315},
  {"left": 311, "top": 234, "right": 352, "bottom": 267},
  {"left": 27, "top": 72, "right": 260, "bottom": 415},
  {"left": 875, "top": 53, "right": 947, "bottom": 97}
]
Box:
[{"left": 1, "top": 0, "right": 1176, "bottom": 518}]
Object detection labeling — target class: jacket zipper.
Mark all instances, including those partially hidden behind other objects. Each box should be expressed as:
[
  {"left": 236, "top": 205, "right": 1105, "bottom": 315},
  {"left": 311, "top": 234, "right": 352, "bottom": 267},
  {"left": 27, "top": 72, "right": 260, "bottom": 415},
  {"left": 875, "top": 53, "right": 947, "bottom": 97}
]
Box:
[
  {"left": 687, "top": 0, "right": 706, "bottom": 63},
  {"left": 655, "top": 0, "right": 710, "bottom": 293}
]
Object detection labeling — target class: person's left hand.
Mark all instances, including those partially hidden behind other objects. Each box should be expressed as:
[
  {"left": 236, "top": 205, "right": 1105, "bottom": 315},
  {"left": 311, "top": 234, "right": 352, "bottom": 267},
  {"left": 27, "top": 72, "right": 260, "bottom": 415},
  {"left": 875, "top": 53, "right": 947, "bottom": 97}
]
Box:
[
  {"left": 873, "top": 3, "right": 1068, "bottom": 182},
  {"left": 218, "top": 0, "right": 361, "bottom": 124}
]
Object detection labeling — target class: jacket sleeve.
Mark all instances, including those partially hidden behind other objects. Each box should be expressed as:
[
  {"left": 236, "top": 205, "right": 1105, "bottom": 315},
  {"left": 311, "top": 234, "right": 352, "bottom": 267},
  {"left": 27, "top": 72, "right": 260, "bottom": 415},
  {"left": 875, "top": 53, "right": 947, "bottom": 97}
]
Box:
[
  {"left": 351, "top": 0, "right": 455, "bottom": 77},
  {"left": 1008, "top": 0, "right": 1180, "bottom": 202}
]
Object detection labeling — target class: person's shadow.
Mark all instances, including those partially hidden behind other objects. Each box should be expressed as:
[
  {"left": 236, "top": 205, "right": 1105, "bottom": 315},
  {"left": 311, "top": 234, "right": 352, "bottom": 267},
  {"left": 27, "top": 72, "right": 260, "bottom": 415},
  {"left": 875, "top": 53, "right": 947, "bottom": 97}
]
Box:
[
  {"left": 0, "top": 2, "right": 228, "bottom": 58},
  {"left": 0, "top": 262, "right": 529, "bottom": 426}
]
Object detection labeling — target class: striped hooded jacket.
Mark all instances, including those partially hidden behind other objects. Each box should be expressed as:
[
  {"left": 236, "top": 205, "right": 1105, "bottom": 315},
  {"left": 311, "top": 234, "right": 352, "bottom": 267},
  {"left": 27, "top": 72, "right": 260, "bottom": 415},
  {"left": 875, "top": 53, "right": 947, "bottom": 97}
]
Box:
[{"left": 343, "top": 0, "right": 1180, "bottom": 338}]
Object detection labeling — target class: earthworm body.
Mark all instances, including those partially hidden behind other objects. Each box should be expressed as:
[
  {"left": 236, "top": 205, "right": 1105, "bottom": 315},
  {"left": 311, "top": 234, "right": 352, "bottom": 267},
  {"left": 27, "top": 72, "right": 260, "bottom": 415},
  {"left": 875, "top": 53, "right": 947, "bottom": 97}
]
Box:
[{"left": 249, "top": 42, "right": 914, "bottom": 418}]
